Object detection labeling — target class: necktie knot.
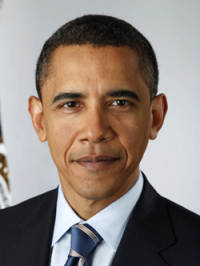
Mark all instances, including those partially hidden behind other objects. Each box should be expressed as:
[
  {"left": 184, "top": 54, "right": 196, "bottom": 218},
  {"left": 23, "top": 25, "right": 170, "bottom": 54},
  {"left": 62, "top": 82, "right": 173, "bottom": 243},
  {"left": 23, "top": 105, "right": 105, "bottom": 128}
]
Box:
[{"left": 65, "top": 223, "right": 103, "bottom": 266}]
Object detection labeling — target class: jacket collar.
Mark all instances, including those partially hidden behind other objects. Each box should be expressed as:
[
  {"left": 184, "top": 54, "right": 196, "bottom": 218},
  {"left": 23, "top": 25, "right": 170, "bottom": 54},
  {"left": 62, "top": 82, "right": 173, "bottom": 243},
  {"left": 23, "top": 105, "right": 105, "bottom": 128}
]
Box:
[{"left": 111, "top": 174, "right": 176, "bottom": 266}]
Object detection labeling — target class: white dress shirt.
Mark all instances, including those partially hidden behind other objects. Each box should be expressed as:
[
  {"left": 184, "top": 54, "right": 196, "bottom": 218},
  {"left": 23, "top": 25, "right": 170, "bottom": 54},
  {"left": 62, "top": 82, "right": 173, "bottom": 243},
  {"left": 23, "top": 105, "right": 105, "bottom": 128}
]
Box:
[{"left": 50, "top": 171, "right": 143, "bottom": 266}]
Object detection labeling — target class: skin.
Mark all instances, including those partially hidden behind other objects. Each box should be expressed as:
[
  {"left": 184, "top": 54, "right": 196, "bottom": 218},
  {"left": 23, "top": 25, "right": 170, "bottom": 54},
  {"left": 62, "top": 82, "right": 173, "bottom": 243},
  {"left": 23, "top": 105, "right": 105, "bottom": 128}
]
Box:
[{"left": 29, "top": 45, "right": 167, "bottom": 220}]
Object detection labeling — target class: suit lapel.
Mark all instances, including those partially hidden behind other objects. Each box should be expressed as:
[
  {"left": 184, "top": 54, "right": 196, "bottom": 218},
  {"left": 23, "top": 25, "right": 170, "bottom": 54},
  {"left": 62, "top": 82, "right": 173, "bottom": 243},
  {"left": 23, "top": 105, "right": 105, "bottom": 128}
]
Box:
[
  {"left": 5, "top": 189, "right": 58, "bottom": 266},
  {"left": 111, "top": 175, "right": 176, "bottom": 266}
]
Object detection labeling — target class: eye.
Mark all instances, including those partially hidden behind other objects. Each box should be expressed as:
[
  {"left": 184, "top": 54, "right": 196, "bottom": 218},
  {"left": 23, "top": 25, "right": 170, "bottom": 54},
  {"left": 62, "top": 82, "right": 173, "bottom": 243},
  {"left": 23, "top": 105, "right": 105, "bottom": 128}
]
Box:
[
  {"left": 111, "top": 100, "right": 130, "bottom": 106},
  {"left": 63, "top": 101, "right": 81, "bottom": 108}
]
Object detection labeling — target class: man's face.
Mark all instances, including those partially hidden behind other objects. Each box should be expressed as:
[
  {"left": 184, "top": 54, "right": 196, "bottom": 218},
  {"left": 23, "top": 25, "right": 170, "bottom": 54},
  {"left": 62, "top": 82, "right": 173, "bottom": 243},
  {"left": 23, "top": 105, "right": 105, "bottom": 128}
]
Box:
[{"left": 29, "top": 45, "right": 165, "bottom": 206}]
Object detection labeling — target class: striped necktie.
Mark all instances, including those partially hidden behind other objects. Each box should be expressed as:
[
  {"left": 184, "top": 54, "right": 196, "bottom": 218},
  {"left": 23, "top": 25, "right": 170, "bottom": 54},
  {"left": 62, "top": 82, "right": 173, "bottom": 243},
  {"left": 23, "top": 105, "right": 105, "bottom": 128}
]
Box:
[{"left": 65, "top": 223, "right": 103, "bottom": 266}]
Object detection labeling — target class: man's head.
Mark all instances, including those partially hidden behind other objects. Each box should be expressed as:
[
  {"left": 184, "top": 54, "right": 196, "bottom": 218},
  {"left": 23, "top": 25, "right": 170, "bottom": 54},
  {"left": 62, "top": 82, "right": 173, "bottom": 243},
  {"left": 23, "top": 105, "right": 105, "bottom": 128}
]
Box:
[
  {"left": 36, "top": 14, "right": 158, "bottom": 102},
  {"left": 29, "top": 15, "right": 167, "bottom": 219}
]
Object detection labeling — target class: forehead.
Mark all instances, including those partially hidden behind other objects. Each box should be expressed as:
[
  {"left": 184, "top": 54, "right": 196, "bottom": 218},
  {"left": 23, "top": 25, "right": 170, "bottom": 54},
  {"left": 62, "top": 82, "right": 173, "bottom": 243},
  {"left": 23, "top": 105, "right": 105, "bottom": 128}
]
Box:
[
  {"left": 42, "top": 45, "right": 147, "bottom": 100},
  {"left": 52, "top": 44, "right": 138, "bottom": 73}
]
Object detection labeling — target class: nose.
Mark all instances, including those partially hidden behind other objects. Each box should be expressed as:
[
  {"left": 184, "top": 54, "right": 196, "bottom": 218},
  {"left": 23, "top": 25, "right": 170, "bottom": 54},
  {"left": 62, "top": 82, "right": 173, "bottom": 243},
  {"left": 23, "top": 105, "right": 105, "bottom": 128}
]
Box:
[{"left": 78, "top": 107, "right": 114, "bottom": 144}]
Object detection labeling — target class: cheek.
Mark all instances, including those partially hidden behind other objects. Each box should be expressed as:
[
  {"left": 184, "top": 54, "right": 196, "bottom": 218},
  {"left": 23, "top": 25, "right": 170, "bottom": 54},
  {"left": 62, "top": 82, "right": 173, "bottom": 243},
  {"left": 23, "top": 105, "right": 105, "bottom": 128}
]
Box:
[
  {"left": 118, "top": 114, "right": 151, "bottom": 164},
  {"left": 45, "top": 118, "right": 78, "bottom": 164}
]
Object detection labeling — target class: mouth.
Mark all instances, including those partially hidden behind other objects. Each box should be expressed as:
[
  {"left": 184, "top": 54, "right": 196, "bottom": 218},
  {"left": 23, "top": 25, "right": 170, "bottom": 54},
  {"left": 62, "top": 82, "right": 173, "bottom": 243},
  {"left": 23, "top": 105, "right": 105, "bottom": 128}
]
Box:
[{"left": 74, "top": 155, "right": 120, "bottom": 171}]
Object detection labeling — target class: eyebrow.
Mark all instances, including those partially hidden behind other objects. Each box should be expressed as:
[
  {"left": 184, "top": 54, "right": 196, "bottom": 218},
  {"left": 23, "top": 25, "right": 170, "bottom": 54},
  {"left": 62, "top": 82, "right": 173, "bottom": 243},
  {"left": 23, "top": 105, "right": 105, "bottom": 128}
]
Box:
[
  {"left": 52, "top": 92, "right": 85, "bottom": 104},
  {"left": 107, "top": 89, "right": 140, "bottom": 102},
  {"left": 52, "top": 89, "right": 140, "bottom": 104}
]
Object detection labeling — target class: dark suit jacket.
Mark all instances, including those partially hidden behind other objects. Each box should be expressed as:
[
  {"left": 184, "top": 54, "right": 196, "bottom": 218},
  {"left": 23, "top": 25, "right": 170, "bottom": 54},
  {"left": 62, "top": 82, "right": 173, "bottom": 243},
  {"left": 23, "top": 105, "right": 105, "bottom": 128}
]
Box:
[{"left": 0, "top": 175, "right": 200, "bottom": 266}]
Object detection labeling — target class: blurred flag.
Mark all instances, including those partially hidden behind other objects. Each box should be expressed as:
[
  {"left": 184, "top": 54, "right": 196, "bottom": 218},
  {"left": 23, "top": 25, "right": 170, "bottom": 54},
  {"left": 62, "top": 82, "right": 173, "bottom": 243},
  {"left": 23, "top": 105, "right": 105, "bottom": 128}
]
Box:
[
  {"left": 0, "top": 1, "right": 11, "bottom": 209},
  {"left": 0, "top": 109, "right": 12, "bottom": 209}
]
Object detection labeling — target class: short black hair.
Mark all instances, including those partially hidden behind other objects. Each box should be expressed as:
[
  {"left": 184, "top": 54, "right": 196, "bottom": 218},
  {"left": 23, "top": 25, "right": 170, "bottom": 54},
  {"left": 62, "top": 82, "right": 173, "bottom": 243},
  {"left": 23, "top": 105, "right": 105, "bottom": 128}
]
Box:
[{"left": 36, "top": 14, "right": 158, "bottom": 101}]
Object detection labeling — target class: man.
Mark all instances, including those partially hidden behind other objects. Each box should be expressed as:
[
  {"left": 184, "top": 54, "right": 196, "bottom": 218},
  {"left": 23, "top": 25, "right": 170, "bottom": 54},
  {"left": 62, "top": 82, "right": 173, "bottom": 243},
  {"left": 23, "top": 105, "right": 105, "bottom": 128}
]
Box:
[{"left": 0, "top": 14, "right": 200, "bottom": 266}]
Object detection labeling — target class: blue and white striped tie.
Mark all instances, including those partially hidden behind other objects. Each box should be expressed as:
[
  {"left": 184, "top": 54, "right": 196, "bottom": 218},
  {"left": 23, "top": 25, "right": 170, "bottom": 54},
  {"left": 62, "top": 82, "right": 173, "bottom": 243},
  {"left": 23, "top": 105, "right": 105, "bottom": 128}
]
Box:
[{"left": 65, "top": 223, "right": 103, "bottom": 266}]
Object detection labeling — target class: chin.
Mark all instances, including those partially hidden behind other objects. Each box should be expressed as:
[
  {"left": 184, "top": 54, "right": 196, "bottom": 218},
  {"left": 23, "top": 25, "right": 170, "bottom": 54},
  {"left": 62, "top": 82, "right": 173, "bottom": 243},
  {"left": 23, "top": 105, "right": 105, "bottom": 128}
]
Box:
[{"left": 76, "top": 182, "right": 120, "bottom": 201}]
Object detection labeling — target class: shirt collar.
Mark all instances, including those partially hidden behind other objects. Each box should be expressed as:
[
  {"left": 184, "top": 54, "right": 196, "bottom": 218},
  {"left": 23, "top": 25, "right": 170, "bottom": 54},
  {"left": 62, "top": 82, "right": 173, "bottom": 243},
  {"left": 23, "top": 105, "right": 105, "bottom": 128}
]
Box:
[
  {"left": 51, "top": 171, "right": 143, "bottom": 251},
  {"left": 51, "top": 183, "right": 83, "bottom": 247}
]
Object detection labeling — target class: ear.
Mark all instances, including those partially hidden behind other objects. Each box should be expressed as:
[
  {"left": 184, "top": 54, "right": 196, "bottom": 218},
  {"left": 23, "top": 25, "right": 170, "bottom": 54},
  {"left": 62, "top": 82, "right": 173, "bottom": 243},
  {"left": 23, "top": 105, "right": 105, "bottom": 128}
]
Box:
[
  {"left": 28, "top": 96, "right": 47, "bottom": 142},
  {"left": 149, "top": 94, "right": 168, "bottom": 140}
]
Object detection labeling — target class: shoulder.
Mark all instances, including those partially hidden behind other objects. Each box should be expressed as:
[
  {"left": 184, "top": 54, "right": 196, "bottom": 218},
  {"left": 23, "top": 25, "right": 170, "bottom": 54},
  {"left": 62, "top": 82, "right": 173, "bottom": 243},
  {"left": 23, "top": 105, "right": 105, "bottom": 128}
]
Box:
[
  {"left": 165, "top": 197, "right": 200, "bottom": 236},
  {"left": 0, "top": 188, "right": 58, "bottom": 228},
  {"left": 142, "top": 173, "right": 200, "bottom": 228}
]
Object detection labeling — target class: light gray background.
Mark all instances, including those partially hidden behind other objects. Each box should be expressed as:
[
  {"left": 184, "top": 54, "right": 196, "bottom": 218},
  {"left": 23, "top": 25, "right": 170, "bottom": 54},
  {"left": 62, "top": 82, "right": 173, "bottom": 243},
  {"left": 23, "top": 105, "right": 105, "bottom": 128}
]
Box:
[{"left": 0, "top": 0, "right": 200, "bottom": 214}]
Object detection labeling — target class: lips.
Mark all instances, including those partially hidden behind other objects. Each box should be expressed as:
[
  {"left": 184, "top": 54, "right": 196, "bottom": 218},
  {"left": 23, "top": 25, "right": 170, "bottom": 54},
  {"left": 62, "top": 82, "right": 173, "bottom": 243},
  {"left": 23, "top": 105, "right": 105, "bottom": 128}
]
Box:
[{"left": 75, "top": 155, "right": 119, "bottom": 170}]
